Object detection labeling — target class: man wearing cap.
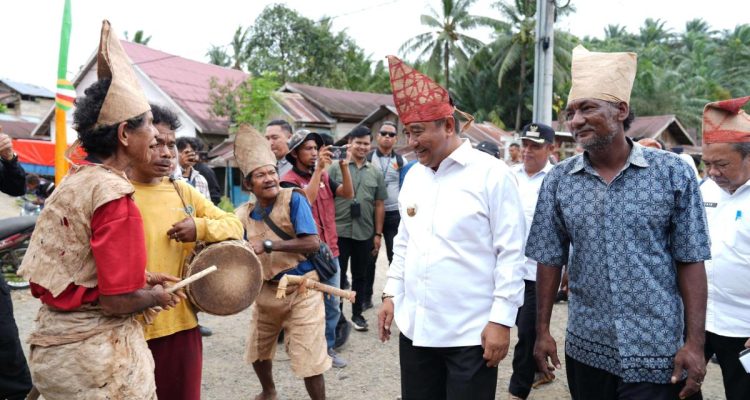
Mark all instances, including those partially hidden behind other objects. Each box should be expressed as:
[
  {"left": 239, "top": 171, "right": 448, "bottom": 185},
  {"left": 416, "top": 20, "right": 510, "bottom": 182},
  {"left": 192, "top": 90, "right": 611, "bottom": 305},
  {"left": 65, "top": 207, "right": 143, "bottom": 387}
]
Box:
[
  {"left": 281, "top": 129, "right": 354, "bottom": 368},
  {"left": 265, "top": 119, "right": 294, "bottom": 177},
  {"left": 18, "top": 21, "right": 182, "bottom": 399},
  {"left": 329, "top": 126, "right": 387, "bottom": 332},
  {"left": 699, "top": 96, "right": 750, "bottom": 400},
  {"left": 234, "top": 125, "right": 330, "bottom": 400},
  {"left": 508, "top": 122, "right": 556, "bottom": 400},
  {"left": 377, "top": 56, "right": 526, "bottom": 399},
  {"left": 476, "top": 141, "right": 501, "bottom": 159},
  {"left": 528, "top": 45, "right": 710, "bottom": 400}
]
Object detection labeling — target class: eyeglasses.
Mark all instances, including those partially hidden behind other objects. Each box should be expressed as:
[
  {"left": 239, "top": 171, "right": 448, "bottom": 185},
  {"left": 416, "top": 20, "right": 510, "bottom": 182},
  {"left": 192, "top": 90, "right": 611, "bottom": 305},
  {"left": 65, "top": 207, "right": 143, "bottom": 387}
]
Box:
[{"left": 379, "top": 132, "right": 397, "bottom": 138}]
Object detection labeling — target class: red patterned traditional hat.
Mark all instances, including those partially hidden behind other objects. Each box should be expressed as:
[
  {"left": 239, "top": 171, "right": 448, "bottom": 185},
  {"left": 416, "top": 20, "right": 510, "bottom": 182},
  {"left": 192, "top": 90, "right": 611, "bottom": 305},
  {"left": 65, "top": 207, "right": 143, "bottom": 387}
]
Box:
[
  {"left": 702, "top": 96, "right": 750, "bottom": 144},
  {"left": 387, "top": 55, "right": 466, "bottom": 125}
]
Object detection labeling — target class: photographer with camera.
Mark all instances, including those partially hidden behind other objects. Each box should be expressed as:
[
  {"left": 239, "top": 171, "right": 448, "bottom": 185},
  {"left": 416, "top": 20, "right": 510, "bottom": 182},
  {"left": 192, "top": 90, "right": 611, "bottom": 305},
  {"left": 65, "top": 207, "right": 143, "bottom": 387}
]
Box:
[
  {"left": 281, "top": 129, "right": 354, "bottom": 367},
  {"left": 176, "top": 137, "right": 211, "bottom": 200},
  {"left": 328, "top": 126, "right": 386, "bottom": 333}
]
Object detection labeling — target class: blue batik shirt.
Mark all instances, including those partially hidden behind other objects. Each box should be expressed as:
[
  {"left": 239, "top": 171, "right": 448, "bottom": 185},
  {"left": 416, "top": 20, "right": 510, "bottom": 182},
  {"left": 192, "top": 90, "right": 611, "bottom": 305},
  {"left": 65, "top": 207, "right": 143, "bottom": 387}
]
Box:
[{"left": 525, "top": 139, "right": 711, "bottom": 384}]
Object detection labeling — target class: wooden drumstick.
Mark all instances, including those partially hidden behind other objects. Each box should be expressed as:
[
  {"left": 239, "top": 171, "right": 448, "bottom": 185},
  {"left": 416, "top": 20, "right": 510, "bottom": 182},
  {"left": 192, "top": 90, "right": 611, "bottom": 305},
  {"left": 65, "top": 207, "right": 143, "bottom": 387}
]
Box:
[
  {"left": 276, "top": 274, "right": 356, "bottom": 303},
  {"left": 166, "top": 265, "right": 218, "bottom": 293}
]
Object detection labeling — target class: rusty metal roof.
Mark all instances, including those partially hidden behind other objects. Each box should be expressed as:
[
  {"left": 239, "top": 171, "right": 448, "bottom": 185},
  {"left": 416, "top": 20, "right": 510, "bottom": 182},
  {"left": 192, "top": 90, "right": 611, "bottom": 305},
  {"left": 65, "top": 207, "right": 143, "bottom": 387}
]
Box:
[
  {"left": 274, "top": 92, "right": 336, "bottom": 125},
  {"left": 281, "top": 83, "right": 393, "bottom": 122}
]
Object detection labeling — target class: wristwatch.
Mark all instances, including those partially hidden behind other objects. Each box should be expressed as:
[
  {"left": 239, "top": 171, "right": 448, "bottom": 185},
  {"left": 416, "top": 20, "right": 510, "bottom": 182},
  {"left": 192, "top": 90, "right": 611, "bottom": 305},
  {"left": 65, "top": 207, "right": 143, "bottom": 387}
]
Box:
[
  {"left": 374, "top": 232, "right": 383, "bottom": 237},
  {"left": 263, "top": 239, "right": 273, "bottom": 253},
  {"left": 381, "top": 293, "right": 394, "bottom": 301}
]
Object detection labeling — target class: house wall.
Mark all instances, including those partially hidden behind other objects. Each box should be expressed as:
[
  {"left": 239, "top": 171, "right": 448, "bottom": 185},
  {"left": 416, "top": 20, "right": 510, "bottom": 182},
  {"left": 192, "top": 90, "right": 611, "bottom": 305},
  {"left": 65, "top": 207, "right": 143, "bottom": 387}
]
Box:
[
  {"left": 20, "top": 98, "right": 54, "bottom": 119},
  {"left": 48, "top": 67, "right": 199, "bottom": 144}
]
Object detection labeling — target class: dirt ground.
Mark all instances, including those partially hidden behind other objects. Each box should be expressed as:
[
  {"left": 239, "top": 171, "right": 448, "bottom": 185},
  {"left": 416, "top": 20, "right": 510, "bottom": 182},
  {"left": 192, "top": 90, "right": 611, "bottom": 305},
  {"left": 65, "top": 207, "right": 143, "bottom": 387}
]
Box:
[{"left": 11, "top": 245, "right": 726, "bottom": 400}]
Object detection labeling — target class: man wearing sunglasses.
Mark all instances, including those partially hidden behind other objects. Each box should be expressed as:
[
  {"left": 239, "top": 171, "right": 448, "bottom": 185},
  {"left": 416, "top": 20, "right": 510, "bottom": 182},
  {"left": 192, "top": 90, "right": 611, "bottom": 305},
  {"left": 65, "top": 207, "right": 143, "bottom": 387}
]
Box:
[{"left": 365, "top": 121, "right": 413, "bottom": 311}]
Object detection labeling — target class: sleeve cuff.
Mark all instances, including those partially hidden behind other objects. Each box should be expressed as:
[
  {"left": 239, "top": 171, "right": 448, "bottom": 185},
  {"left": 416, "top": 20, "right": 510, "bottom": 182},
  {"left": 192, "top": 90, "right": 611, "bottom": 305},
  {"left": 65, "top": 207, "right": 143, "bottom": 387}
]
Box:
[
  {"left": 489, "top": 298, "right": 519, "bottom": 328},
  {"left": 194, "top": 218, "right": 207, "bottom": 241},
  {"left": 382, "top": 278, "right": 404, "bottom": 297}
]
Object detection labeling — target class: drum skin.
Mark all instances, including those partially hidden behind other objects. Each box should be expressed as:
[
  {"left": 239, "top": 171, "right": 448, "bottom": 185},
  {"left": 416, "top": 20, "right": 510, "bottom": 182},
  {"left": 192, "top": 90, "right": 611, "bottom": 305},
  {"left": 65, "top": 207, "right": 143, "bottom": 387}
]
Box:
[{"left": 184, "top": 240, "right": 262, "bottom": 316}]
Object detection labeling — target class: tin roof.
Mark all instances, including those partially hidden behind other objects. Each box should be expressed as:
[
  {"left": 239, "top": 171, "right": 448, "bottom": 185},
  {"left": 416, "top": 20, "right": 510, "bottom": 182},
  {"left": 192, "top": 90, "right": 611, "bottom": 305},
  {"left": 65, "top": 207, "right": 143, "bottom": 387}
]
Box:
[
  {"left": 281, "top": 82, "right": 393, "bottom": 121},
  {"left": 0, "top": 78, "right": 54, "bottom": 99},
  {"left": 274, "top": 92, "right": 336, "bottom": 125}
]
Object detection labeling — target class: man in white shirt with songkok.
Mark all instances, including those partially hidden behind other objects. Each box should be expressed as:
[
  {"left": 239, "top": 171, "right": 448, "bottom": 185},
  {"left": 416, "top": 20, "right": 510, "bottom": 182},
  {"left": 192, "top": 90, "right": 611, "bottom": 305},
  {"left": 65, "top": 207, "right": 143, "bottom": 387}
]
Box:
[
  {"left": 700, "top": 96, "right": 750, "bottom": 400},
  {"left": 377, "top": 55, "right": 526, "bottom": 400}
]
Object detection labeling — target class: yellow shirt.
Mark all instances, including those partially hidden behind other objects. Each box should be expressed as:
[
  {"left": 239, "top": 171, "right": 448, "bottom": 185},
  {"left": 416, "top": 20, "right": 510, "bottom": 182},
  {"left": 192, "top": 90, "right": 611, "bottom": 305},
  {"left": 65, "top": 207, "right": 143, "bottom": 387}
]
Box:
[{"left": 132, "top": 178, "right": 243, "bottom": 340}]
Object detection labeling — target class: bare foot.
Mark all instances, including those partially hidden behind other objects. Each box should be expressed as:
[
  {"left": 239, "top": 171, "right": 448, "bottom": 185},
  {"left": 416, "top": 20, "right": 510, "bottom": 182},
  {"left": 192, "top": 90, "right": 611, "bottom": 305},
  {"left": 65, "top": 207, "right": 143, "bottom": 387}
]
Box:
[{"left": 254, "top": 390, "right": 278, "bottom": 400}]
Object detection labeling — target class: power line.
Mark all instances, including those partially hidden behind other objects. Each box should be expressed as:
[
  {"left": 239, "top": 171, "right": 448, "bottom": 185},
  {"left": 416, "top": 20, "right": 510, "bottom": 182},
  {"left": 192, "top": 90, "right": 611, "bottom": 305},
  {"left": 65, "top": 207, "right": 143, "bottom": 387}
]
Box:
[{"left": 322, "top": 0, "right": 402, "bottom": 21}]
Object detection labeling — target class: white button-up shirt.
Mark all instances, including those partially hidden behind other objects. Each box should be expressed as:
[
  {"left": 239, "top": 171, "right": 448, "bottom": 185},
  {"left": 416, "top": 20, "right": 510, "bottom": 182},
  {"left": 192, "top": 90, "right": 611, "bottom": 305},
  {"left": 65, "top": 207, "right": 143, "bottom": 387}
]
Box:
[
  {"left": 513, "top": 161, "right": 554, "bottom": 281},
  {"left": 383, "top": 140, "right": 526, "bottom": 347},
  {"left": 701, "top": 178, "right": 750, "bottom": 337}
]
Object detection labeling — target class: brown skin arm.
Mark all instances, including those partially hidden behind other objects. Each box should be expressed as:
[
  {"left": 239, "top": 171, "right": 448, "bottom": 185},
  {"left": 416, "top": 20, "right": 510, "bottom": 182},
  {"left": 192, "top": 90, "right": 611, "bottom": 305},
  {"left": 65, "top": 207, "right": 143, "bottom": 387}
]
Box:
[
  {"left": 372, "top": 200, "right": 385, "bottom": 255},
  {"left": 99, "top": 285, "right": 178, "bottom": 316},
  {"left": 671, "top": 261, "right": 707, "bottom": 399},
  {"left": 481, "top": 322, "right": 511, "bottom": 367},
  {"left": 534, "top": 263, "right": 563, "bottom": 380},
  {"left": 250, "top": 234, "right": 320, "bottom": 255},
  {"left": 336, "top": 156, "right": 354, "bottom": 199}
]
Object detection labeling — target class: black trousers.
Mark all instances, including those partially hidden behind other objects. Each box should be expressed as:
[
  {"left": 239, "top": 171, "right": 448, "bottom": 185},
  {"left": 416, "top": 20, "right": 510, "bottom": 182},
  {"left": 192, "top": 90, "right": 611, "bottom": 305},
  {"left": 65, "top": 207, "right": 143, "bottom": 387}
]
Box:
[
  {"left": 382, "top": 210, "right": 400, "bottom": 264},
  {"left": 0, "top": 278, "right": 32, "bottom": 400},
  {"left": 337, "top": 237, "right": 372, "bottom": 317},
  {"left": 509, "top": 280, "right": 537, "bottom": 398},
  {"left": 399, "top": 333, "right": 497, "bottom": 400},
  {"left": 704, "top": 331, "right": 750, "bottom": 400},
  {"left": 566, "top": 354, "right": 701, "bottom": 400}
]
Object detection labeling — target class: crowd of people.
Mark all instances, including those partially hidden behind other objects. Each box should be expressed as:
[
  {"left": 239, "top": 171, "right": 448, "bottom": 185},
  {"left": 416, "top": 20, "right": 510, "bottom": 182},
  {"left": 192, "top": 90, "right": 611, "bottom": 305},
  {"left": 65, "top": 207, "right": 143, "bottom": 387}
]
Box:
[{"left": 0, "top": 19, "right": 749, "bottom": 400}]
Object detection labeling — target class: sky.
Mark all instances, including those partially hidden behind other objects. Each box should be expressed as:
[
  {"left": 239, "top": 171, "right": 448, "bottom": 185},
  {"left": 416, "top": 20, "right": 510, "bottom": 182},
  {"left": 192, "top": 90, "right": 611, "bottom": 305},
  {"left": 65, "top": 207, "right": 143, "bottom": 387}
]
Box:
[{"left": 3, "top": 0, "right": 747, "bottom": 92}]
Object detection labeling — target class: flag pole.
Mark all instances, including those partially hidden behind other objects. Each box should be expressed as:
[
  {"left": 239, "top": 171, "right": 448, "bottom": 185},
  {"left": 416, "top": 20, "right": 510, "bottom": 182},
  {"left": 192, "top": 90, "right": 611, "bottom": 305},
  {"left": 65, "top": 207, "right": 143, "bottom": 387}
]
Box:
[{"left": 54, "top": 0, "right": 74, "bottom": 184}]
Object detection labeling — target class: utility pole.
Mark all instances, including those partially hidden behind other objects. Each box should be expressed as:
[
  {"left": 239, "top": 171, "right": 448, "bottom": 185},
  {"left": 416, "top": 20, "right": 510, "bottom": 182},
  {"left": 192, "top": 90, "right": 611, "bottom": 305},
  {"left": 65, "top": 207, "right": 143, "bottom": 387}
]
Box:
[{"left": 532, "top": 0, "right": 555, "bottom": 125}]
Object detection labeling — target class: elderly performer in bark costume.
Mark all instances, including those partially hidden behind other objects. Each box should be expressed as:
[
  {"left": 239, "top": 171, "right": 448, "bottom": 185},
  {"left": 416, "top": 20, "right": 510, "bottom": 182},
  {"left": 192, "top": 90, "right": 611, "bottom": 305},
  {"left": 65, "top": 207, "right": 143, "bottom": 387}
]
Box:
[
  {"left": 233, "top": 125, "right": 331, "bottom": 400},
  {"left": 17, "top": 21, "right": 181, "bottom": 400}
]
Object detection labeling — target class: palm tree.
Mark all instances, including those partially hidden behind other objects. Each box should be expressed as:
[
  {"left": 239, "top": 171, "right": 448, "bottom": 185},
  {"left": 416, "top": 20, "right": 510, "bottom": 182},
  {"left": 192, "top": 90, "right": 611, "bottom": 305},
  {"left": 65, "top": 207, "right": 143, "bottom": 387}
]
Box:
[
  {"left": 399, "top": 0, "right": 486, "bottom": 91},
  {"left": 124, "top": 30, "right": 152, "bottom": 46},
  {"left": 206, "top": 45, "right": 231, "bottom": 67},
  {"left": 483, "top": 0, "right": 576, "bottom": 131},
  {"left": 230, "top": 26, "right": 250, "bottom": 70}
]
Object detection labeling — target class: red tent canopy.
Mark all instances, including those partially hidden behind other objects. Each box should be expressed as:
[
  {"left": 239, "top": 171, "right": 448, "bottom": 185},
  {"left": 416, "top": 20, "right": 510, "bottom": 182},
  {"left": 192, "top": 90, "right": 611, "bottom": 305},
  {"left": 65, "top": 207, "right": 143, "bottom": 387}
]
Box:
[{"left": 13, "top": 139, "right": 55, "bottom": 166}]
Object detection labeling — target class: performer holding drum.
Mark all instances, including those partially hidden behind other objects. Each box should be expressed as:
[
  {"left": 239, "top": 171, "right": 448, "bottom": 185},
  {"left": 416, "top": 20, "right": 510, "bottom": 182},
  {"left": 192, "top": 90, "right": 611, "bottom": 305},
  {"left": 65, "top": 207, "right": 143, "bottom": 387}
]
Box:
[
  {"left": 127, "top": 103, "right": 243, "bottom": 400},
  {"left": 233, "top": 124, "right": 331, "bottom": 400},
  {"left": 17, "top": 21, "right": 181, "bottom": 400}
]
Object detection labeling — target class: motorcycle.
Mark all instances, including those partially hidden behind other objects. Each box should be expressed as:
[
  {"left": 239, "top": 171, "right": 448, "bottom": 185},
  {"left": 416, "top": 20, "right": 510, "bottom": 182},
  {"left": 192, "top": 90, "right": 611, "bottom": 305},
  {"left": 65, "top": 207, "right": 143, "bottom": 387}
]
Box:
[
  {"left": 19, "top": 195, "right": 42, "bottom": 216},
  {"left": 0, "top": 215, "right": 36, "bottom": 289}
]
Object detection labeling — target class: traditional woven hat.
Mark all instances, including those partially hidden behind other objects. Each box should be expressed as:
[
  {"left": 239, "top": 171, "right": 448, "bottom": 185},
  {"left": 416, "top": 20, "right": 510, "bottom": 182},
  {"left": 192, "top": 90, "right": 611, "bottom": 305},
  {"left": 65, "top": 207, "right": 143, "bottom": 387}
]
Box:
[
  {"left": 95, "top": 20, "right": 150, "bottom": 127},
  {"left": 702, "top": 96, "right": 750, "bottom": 144},
  {"left": 234, "top": 124, "right": 277, "bottom": 178},
  {"left": 387, "top": 55, "right": 474, "bottom": 128},
  {"left": 568, "top": 45, "right": 637, "bottom": 105}
]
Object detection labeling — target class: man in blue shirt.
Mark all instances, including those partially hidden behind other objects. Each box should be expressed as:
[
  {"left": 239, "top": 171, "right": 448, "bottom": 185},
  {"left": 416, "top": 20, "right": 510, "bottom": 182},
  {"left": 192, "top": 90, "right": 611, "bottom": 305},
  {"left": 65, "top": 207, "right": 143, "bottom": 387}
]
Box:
[
  {"left": 527, "top": 46, "right": 709, "bottom": 400},
  {"left": 234, "top": 125, "right": 330, "bottom": 400}
]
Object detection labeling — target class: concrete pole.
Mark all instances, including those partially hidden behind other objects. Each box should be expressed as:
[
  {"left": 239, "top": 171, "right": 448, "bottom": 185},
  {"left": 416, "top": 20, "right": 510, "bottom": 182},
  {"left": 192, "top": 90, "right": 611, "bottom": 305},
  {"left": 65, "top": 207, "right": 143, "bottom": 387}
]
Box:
[{"left": 532, "top": 0, "right": 555, "bottom": 125}]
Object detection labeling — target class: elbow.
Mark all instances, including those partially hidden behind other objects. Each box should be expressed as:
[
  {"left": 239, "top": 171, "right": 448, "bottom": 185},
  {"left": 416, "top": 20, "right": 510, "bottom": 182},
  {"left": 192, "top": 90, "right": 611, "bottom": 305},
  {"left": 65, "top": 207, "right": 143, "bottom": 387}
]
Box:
[{"left": 98, "top": 295, "right": 123, "bottom": 316}]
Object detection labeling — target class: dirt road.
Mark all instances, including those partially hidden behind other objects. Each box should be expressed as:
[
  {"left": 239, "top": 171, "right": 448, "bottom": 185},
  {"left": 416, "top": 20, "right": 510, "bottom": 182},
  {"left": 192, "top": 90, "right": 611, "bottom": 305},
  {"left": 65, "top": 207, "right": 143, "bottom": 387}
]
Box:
[{"left": 11, "top": 248, "right": 725, "bottom": 399}]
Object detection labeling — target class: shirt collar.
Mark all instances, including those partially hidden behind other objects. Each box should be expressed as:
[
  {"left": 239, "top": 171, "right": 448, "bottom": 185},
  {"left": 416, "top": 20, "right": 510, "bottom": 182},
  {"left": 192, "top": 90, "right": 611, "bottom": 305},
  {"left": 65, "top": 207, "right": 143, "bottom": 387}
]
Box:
[
  {"left": 292, "top": 165, "right": 313, "bottom": 178},
  {"left": 568, "top": 137, "right": 648, "bottom": 175},
  {"left": 443, "top": 139, "right": 473, "bottom": 168},
  {"left": 375, "top": 148, "right": 395, "bottom": 158}
]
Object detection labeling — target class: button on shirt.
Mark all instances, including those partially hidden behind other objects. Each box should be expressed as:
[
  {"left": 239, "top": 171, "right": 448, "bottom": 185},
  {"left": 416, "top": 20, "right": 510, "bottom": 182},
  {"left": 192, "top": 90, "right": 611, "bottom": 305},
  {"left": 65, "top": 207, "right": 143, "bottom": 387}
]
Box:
[
  {"left": 701, "top": 178, "right": 750, "bottom": 337},
  {"left": 383, "top": 140, "right": 526, "bottom": 347},
  {"left": 512, "top": 161, "right": 554, "bottom": 281},
  {"left": 526, "top": 141, "right": 711, "bottom": 384}
]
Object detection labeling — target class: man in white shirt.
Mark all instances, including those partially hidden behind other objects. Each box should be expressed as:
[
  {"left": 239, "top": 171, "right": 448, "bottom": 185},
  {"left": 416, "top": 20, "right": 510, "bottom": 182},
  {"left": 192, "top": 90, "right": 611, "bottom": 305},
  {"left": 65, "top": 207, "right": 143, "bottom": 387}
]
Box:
[
  {"left": 378, "top": 55, "right": 526, "bottom": 400},
  {"left": 508, "top": 122, "right": 556, "bottom": 400},
  {"left": 699, "top": 96, "right": 750, "bottom": 400},
  {"left": 265, "top": 119, "right": 294, "bottom": 177}
]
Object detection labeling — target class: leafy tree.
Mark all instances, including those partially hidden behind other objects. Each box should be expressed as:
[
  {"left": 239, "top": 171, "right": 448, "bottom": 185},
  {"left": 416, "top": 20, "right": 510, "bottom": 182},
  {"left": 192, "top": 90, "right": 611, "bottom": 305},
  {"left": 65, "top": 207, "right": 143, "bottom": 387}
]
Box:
[
  {"left": 399, "top": 0, "right": 486, "bottom": 90},
  {"left": 209, "top": 73, "right": 281, "bottom": 129}
]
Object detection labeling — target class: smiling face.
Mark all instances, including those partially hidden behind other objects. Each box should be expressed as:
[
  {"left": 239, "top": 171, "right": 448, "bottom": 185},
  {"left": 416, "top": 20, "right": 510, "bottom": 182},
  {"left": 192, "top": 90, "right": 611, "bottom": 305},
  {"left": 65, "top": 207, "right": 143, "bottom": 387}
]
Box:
[
  {"left": 348, "top": 134, "right": 372, "bottom": 162},
  {"left": 702, "top": 142, "right": 750, "bottom": 194},
  {"left": 563, "top": 98, "right": 627, "bottom": 152},
  {"left": 404, "top": 117, "right": 457, "bottom": 170},
  {"left": 521, "top": 140, "right": 554, "bottom": 174},
  {"left": 247, "top": 164, "right": 280, "bottom": 204}
]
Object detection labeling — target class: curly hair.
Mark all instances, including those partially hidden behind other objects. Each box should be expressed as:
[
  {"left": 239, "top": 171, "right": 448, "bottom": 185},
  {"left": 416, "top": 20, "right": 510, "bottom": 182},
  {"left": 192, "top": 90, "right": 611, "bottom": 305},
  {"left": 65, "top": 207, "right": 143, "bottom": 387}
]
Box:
[
  {"left": 73, "top": 79, "right": 147, "bottom": 158},
  {"left": 150, "top": 103, "right": 182, "bottom": 131}
]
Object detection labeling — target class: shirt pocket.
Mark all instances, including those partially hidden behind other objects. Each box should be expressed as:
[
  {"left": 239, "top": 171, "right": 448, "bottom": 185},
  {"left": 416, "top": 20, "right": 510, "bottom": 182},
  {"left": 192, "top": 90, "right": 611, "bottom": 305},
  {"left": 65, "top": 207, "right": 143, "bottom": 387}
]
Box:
[{"left": 724, "top": 210, "right": 750, "bottom": 255}]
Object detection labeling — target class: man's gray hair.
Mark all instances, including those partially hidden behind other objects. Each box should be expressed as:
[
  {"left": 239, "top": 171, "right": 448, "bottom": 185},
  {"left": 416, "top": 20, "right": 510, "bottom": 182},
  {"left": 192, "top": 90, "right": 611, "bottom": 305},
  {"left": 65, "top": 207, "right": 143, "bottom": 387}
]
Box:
[{"left": 732, "top": 142, "right": 750, "bottom": 158}]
